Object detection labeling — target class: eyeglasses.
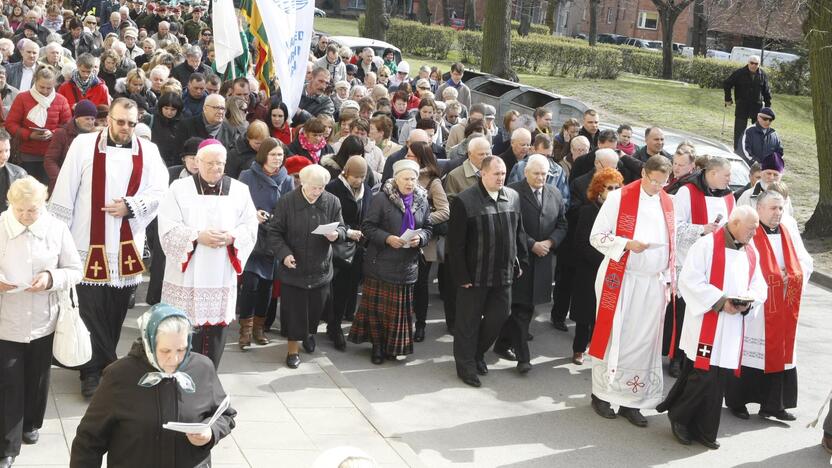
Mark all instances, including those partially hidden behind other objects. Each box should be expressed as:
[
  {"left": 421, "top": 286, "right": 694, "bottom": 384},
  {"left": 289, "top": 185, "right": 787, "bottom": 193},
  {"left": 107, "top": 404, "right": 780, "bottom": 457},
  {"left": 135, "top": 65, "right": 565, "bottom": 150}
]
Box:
[
  {"left": 418, "top": 86, "right": 430, "bottom": 90},
  {"left": 605, "top": 185, "right": 621, "bottom": 191},
  {"left": 206, "top": 105, "right": 226, "bottom": 112},
  {"left": 749, "top": 62, "right": 759, "bottom": 65},
  {"left": 109, "top": 116, "right": 138, "bottom": 127},
  {"left": 646, "top": 176, "right": 668, "bottom": 186},
  {"left": 759, "top": 115, "right": 772, "bottom": 121}
]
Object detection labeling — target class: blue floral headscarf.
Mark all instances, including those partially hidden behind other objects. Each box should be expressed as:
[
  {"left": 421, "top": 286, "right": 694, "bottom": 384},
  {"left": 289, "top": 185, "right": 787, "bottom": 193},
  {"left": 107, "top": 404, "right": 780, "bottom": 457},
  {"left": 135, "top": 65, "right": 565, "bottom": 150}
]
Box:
[{"left": 136, "top": 303, "right": 195, "bottom": 393}]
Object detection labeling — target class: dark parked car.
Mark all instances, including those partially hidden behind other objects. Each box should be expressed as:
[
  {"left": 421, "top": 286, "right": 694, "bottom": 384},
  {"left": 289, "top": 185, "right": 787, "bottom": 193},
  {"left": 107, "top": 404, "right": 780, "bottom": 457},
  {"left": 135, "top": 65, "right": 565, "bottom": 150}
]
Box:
[{"left": 597, "top": 33, "right": 628, "bottom": 45}]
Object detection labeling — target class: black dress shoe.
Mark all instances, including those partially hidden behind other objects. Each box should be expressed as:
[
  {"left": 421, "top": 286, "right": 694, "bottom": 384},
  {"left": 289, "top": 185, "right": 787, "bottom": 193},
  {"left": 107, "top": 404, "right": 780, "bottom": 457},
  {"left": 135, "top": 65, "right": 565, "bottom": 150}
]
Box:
[
  {"left": 302, "top": 335, "right": 316, "bottom": 353},
  {"left": 328, "top": 330, "right": 346, "bottom": 351},
  {"left": 286, "top": 353, "right": 301, "bottom": 369},
  {"left": 371, "top": 345, "right": 384, "bottom": 365},
  {"left": 459, "top": 373, "right": 482, "bottom": 387},
  {"left": 671, "top": 421, "right": 692, "bottom": 445},
  {"left": 22, "top": 429, "right": 39, "bottom": 444},
  {"left": 127, "top": 289, "right": 136, "bottom": 309},
  {"left": 517, "top": 362, "right": 532, "bottom": 374},
  {"left": 669, "top": 359, "right": 682, "bottom": 378},
  {"left": 552, "top": 321, "right": 568, "bottom": 332},
  {"left": 494, "top": 347, "right": 518, "bottom": 361},
  {"left": 694, "top": 433, "right": 720, "bottom": 449},
  {"left": 759, "top": 409, "right": 796, "bottom": 421},
  {"left": 475, "top": 359, "right": 488, "bottom": 376},
  {"left": 618, "top": 407, "right": 648, "bottom": 427},
  {"left": 414, "top": 324, "right": 426, "bottom": 342},
  {"left": 0, "top": 456, "right": 14, "bottom": 468},
  {"left": 527, "top": 333, "right": 534, "bottom": 341},
  {"left": 590, "top": 395, "right": 616, "bottom": 419},
  {"left": 730, "top": 405, "right": 750, "bottom": 420},
  {"left": 81, "top": 374, "right": 100, "bottom": 399}
]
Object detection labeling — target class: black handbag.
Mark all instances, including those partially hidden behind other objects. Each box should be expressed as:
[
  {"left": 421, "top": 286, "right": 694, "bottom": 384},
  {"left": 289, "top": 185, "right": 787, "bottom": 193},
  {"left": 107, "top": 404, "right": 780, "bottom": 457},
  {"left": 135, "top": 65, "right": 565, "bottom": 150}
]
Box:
[{"left": 332, "top": 239, "right": 357, "bottom": 268}]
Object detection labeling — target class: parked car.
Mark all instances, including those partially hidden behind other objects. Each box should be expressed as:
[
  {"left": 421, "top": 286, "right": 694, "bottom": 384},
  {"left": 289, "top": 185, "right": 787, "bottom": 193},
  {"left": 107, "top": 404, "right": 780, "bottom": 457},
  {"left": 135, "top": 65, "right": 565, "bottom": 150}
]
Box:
[
  {"left": 730, "top": 46, "right": 800, "bottom": 67},
  {"left": 706, "top": 49, "right": 732, "bottom": 61},
  {"left": 321, "top": 35, "right": 403, "bottom": 65},
  {"left": 597, "top": 33, "right": 628, "bottom": 45},
  {"left": 624, "top": 38, "right": 659, "bottom": 52},
  {"left": 314, "top": 7, "right": 326, "bottom": 17}
]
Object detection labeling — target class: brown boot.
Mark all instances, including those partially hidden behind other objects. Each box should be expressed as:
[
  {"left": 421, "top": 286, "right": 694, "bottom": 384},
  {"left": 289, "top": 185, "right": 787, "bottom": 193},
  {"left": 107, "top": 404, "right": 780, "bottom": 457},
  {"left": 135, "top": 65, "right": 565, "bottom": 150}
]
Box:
[
  {"left": 238, "top": 317, "right": 253, "bottom": 350},
  {"left": 253, "top": 316, "right": 270, "bottom": 345}
]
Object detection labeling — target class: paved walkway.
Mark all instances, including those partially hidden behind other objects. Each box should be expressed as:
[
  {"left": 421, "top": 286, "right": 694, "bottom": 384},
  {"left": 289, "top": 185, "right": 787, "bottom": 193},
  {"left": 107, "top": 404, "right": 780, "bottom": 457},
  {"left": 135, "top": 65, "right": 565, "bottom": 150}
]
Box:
[{"left": 14, "top": 283, "right": 423, "bottom": 468}]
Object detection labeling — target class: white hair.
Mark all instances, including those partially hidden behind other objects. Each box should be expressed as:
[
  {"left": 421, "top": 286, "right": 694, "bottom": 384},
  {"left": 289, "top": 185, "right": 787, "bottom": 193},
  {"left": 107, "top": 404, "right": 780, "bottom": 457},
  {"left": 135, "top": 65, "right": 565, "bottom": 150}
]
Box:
[
  {"left": 442, "top": 87, "right": 458, "bottom": 100},
  {"left": 511, "top": 128, "right": 532, "bottom": 141},
  {"left": 155, "top": 315, "right": 192, "bottom": 337},
  {"left": 7, "top": 176, "right": 48, "bottom": 206},
  {"left": 595, "top": 148, "right": 620, "bottom": 166},
  {"left": 19, "top": 38, "right": 39, "bottom": 52},
  {"left": 729, "top": 205, "right": 758, "bottom": 223},
  {"left": 467, "top": 137, "right": 491, "bottom": 155},
  {"left": 756, "top": 189, "right": 785, "bottom": 207},
  {"left": 149, "top": 65, "right": 170, "bottom": 80},
  {"left": 525, "top": 154, "right": 549, "bottom": 173},
  {"left": 748, "top": 55, "right": 761, "bottom": 64},
  {"left": 299, "top": 164, "right": 331, "bottom": 186}
]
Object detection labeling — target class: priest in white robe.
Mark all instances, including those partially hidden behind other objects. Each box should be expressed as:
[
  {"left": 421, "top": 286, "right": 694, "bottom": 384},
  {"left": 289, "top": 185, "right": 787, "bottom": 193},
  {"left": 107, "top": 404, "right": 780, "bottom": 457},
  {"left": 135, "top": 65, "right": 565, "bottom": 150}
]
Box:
[
  {"left": 588, "top": 155, "right": 676, "bottom": 427},
  {"left": 667, "top": 156, "right": 734, "bottom": 376},
  {"left": 49, "top": 98, "right": 169, "bottom": 398},
  {"left": 158, "top": 139, "right": 258, "bottom": 368},
  {"left": 726, "top": 189, "right": 812, "bottom": 421},
  {"left": 657, "top": 206, "right": 767, "bottom": 450}
]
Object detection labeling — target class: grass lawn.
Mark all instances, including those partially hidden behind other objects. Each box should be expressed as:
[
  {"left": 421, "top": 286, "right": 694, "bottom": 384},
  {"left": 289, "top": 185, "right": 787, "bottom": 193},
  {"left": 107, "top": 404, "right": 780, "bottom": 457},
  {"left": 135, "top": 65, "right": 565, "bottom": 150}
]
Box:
[{"left": 315, "top": 16, "right": 829, "bottom": 270}]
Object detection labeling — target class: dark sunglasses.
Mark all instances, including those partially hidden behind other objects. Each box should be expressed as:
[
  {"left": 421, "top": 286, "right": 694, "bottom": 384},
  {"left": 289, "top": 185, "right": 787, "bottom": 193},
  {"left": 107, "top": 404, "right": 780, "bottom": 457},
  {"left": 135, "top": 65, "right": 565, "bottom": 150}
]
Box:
[
  {"left": 109, "top": 117, "right": 138, "bottom": 128},
  {"left": 606, "top": 185, "right": 620, "bottom": 191},
  {"left": 759, "top": 116, "right": 772, "bottom": 122}
]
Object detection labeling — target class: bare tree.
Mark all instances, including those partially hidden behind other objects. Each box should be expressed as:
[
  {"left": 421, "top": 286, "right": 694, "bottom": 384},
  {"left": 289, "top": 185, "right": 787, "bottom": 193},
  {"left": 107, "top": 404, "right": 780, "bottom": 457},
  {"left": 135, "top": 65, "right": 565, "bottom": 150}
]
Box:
[
  {"left": 804, "top": 0, "right": 832, "bottom": 238},
  {"left": 588, "top": 0, "right": 601, "bottom": 45},
  {"left": 545, "top": 0, "right": 560, "bottom": 33},
  {"left": 518, "top": 0, "right": 533, "bottom": 36},
  {"left": 651, "top": 0, "right": 695, "bottom": 78},
  {"left": 464, "top": 0, "right": 477, "bottom": 28},
  {"left": 440, "top": 0, "right": 450, "bottom": 25},
  {"left": 365, "top": 0, "right": 389, "bottom": 41},
  {"left": 482, "top": 0, "right": 515, "bottom": 79}
]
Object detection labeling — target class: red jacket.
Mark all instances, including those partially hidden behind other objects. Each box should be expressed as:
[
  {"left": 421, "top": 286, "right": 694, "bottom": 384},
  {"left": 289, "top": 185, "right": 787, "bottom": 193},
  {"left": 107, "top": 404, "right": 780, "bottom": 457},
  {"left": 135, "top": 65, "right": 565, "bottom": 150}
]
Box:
[
  {"left": 57, "top": 80, "right": 111, "bottom": 109},
  {"left": 4, "top": 91, "right": 72, "bottom": 156},
  {"left": 272, "top": 124, "right": 292, "bottom": 146},
  {"left": 44, "top": 119, "right": 83, "bottom": 192}
]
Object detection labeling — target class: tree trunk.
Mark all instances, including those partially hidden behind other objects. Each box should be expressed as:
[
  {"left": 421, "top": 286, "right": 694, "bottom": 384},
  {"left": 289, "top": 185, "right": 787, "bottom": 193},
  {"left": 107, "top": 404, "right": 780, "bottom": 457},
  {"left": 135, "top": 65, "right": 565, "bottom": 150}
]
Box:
[
  {"left": 804, "top": 0, "right": 832, "bottom": 238},
  {"left": 652, "top": 0, "right": 693, "bottom": 79},
  {"left": 332, "top": 0, "right": 341, "bottom": 17},
  {"left": 691, "top": 0, "right": 706, "bottom": 56},
  {"left": 464, "top": 0, "right": 477, "bottom": 28},
  {"left": 588, "top": 0, "right": 599, "bottom": 45},
  {"left": 546, "top": 0, "right": 559, "bottom": 34},
  {"left": 440, "top": 0, "right": 449, "bottom": 25},
  {"left": 518, "top": 0, "right": 532, "bottom": 36},
  {"left": 418, "top": 0, "right": 430, "bottom": 23},
  {"left": 365, "top": 0, "right": 388, "bottom": 41},
  {"left": 482, "top": 0, "right": 514, "bottom": 80}
]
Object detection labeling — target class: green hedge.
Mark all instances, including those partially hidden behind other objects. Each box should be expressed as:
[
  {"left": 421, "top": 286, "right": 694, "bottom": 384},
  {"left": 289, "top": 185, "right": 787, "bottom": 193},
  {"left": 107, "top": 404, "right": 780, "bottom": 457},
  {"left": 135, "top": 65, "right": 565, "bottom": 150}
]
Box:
[
  {"left": 357, "top": 16, "right": 454, "bottom": 59},
  {"left": 510, "top": 20, "right": 550, "bottom": 36}
]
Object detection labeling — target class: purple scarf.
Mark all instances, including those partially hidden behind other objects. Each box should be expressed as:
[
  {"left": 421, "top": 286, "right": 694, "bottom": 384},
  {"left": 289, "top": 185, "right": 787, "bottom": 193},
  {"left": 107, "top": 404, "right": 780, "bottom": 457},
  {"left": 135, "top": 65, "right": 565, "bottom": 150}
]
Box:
[{"left": 400, "top": 191, "right": 415, "bottom": 235}]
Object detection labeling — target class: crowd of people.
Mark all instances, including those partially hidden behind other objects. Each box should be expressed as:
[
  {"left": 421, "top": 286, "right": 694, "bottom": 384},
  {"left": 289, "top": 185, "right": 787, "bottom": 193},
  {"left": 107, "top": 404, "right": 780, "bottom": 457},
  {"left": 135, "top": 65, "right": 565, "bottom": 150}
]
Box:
[{"left": 0, "top": 0, "right": 828, "bottom": 465}]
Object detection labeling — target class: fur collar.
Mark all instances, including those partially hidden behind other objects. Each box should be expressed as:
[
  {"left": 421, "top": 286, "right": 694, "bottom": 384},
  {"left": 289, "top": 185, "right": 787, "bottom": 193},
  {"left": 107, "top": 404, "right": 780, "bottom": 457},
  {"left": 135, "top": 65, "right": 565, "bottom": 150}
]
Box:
[{"left": 381, "top": 178, "right": 428, "bottom": 215}]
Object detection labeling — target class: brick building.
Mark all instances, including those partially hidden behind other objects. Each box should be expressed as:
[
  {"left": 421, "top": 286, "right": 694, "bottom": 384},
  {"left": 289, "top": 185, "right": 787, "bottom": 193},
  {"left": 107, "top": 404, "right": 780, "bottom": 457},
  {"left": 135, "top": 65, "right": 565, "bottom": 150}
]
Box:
[
  {"left": 562, "top": 0, "right": 693, "bottom": 43},
  {"left": 329, "top": 0, "right": 551, "bottom": 27}
]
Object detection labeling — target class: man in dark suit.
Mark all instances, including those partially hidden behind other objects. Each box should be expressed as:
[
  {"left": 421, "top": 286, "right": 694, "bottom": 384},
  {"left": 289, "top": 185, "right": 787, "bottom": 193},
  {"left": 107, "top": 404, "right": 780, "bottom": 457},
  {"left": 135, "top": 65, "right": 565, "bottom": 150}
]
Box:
[
  {"left": 494, "top": 154, "right": 567, "bottom": 373},
  {"left": 0, "top": 128, "right": 28, "bottom": 214}
]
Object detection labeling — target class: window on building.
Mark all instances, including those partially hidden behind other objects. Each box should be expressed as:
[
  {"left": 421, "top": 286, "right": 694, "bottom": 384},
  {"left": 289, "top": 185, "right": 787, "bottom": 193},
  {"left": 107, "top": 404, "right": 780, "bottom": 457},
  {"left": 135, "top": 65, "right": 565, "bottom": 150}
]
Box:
[
  {"left": 637, "top": 11, "right": 658, "bottom": 30},
  {"left": 607, "top": 7, "right": 614, "bottom": 24},
  {"left": 348, "top": 0, "right": 366, "bottom": 9}
]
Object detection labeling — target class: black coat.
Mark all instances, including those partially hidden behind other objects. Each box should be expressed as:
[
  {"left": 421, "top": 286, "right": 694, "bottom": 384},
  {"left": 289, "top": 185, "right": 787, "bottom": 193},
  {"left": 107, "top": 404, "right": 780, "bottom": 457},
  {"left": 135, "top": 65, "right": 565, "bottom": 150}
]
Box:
[
  {"left": 362, "top": 180, "right": 432, "bottom": 285},
  {"left": 509, "top": 180, "right": 568, "bottom": 306},
  {"left": 225, "top": 135, "right": 257, "bottom": 179},
  {"left": 171, "top": 62, "right": 214, "bottom": 88},
  {"left": 70, "top": 340, "right": 236, "bottom": 468},
  {"left": 570, "top": 202, "right": 604, "bottom": 324},
  {"left": 325, "top": 177, "right": 372, "bottom": 230},
  {"left": 174, "top": 115, "right": 211, "bottom": 161},
  {"left": 268, "top": 188, "right": 346, "bottom": 289},
  {"left": 724, "top": 65, "right": 772, "bottom": 109},
  {"left": 151, "top": 112, "right": 181, "bottom": 167}
]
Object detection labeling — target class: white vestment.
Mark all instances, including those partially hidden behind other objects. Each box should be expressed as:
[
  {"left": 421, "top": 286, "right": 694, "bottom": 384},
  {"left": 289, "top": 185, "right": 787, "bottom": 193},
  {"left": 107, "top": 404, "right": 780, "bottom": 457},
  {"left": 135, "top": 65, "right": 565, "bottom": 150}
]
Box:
[
  {"left": 743, "top": 217, "right": 813, "bottom": 370},
  {"left": 158, "top": 176, "right": 257, "bottom": 326},
  {"left": 737, "top": 181, "right": 795, "bottom": 215},
  {"left": 589, "top": 187, "right": 671, "bottom": 409},
  {"left": 678, "top": 231, "right": 768, "bottom": 369},
  {"left": 673, "top": 185, "right": 731, "bottom": 269},
  {"left": 49, "top": 131, "right": 169, "bottom": 288}
]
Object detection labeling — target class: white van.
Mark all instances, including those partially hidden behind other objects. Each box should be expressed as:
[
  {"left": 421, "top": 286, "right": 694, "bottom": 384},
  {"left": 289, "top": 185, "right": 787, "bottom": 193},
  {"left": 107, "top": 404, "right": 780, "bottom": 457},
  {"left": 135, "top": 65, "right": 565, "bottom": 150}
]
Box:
[{"left": 730, "top": 46, "right": 799, "bottom": 67}]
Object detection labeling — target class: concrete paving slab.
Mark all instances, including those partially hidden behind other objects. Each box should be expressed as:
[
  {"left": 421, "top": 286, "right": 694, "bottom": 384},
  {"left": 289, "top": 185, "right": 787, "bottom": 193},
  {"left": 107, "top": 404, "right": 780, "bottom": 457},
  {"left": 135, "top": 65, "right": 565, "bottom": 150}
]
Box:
[{"left": 290, "top": 407, "right": 379, "bottom": 436}]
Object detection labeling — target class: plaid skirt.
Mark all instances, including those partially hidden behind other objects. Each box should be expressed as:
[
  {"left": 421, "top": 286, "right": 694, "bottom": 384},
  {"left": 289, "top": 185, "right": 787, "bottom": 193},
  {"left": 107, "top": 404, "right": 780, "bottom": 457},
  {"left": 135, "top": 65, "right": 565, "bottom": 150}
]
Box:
[{"left": 348, "top": 278, "right": 414, "bottom": 356}]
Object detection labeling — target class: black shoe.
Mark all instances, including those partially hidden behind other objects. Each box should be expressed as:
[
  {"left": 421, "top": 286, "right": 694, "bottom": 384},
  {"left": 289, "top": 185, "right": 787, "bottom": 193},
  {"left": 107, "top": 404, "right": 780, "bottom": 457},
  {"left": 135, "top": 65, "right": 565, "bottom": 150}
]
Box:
[
  {"left": 670, "top": 421, "right": 692, "bottom": 445},
  {"left": 127, "top": 290, "right": 136, "bottom": 309},
  {"left": 618, "top": 407, "right": 648, "bottom": 427},
  {"left": 459, "top": 373, "right": 481, "bottom": 387},
  {"left": 669, "top": 359, "right": 682, "bottom": 378},
  {"left": 517, "top": 362, "right": 532, "bottom": 374},
  {"left": 344, "top": 313, "right": 355, "bottom": 322},
  {"left": 22, "top": 429, "right": 38, "bottom": 444},
  {"left": 759, "top": 409, "right": 796, "bottom": 421},
  {"left": 494, "top": 347, "right": 518, "bottom": 361},
  {"left": 475, "top": 359, "right": 488, "bottom": 376},
  {"left": 414, "top": 324, "right": 426, "bottom": 342},
  {"left": 328, "top": 330, "right": 346, "bottom": 351},
  {"left": 302, "top": 335, "right": 316, "bottom": 353},
  {"left": 0, "top": 456, "right": 14, "bottom": 468},
  {"left": 371, "top": 345, "right": 384, "bottom": 365},
  {"left": 446, "top": 322, "right": 455, "bottom": 335},
  {"left": 694, "top": 433, "right": 720, "bottom": 449},
  {"left": 527, "top": 333, "right": 534, "bottom": 341},
  {"left": 591, "top": 395, "right": 616, "bottom": 419},
  {"left": 286, "top": 353, "right": 301, "bottom": 369},
  {"left": 81, "top": 374, "right": 99, "bottom": 399},
  {"left": 730, "top": 405, "right": 750, "bottom": 420},
  {"left": 552, "top": 321, "right": 568, "bottom": 332}
]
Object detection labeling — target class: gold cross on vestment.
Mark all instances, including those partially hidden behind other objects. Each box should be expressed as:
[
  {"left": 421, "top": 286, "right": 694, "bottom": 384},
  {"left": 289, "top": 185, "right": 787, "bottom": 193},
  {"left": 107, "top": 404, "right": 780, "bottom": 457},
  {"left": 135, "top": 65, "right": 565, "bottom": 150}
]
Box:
[
  {"left": 90, "top": 261, "right": 103, "bottom": 276},
  {"left": 124, "top": 255, "right": 137, "bottom": 269}
]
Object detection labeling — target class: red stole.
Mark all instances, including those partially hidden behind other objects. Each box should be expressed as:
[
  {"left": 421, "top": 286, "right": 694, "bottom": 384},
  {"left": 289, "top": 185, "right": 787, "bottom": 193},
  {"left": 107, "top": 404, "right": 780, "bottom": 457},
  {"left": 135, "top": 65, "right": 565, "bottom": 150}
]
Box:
[
  {"left": 753, "top": 225, "right": 803, "bottom": 373},
  {"left": 686, "top": 183, "right": 734, "bottom": 224},
  {"left": 588, "top": 180, "right": 675, "bottom": 360},
  {"left": 83, "top": 133, "right": 146, "bottom": 282},
  {"left": 694, "top": 227, "right": 756, "bottom": 372}
]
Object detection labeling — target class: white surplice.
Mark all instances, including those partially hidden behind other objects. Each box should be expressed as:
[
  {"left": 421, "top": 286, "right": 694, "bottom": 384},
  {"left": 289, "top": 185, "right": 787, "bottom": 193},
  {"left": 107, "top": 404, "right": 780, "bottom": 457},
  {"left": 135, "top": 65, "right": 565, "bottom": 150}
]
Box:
[
  {"left": 589, "top": 186, "right": 671, "bottom": 409},
  {"left": 743, "top": 216, "right": 813, "bottom": 370},
  {"left": 49, "top": 131, "right": 170, "bottom": 288},
  {"left": 673, "top": 185, "right": 731, "bottom": 270},
  {"left": 158, "top": 176, "right": 257, "bottom": 326},
  {"left": 678, "top": 231, "right": 768, "bottom": 370}
]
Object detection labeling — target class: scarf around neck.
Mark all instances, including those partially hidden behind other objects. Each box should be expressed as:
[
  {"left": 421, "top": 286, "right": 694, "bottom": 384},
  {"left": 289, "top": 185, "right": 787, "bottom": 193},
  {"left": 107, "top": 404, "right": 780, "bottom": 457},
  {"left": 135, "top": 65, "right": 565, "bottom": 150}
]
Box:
[
  {"left": 27, "top": 86, "right": 57, "bottom": 128},
  {"left": 136, "top": 303, "right": 196, "bottom": 393},
  {"left": 71, "top": 69, "right": 97, "bottom": 95},
  {"left": 299, "top": 130, "right": 327, "bottom": 163},
  {"left": 400, "top": 191, "right": 415, "bottom": 235}
]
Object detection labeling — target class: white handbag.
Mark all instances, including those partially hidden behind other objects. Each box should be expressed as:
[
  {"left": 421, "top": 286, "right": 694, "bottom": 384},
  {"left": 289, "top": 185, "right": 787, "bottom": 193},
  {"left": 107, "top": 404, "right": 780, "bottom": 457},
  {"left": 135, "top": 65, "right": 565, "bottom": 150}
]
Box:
[{"left": 52, "top": 286, "right": 92, "bottom": 367}]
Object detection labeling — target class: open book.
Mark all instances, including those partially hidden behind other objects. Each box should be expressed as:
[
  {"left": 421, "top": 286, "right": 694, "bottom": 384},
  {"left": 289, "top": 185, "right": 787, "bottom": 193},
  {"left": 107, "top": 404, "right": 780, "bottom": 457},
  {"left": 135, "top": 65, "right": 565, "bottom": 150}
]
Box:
[{"left": 162, "top": 395, "right": 230, "bottom": 434}]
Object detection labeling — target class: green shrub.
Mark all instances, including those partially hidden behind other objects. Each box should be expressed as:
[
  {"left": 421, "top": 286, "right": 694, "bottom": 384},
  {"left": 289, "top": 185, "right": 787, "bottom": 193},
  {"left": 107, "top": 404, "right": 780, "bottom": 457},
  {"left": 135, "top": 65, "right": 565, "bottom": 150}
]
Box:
[
  {"left": 357, "top": 15, "right": 366, "bottom": 36},
  {"left": 769, "top": 58, "right": 810, "bottom": 96},
  {"left": 385, "top": 19, "right": 455, "bottom": 59},
  {"left": 510, "top": 21, "right": 550, "bottom": 36},
  {"left": 457, "top": 30, "right": 483, "bottom": 65}
]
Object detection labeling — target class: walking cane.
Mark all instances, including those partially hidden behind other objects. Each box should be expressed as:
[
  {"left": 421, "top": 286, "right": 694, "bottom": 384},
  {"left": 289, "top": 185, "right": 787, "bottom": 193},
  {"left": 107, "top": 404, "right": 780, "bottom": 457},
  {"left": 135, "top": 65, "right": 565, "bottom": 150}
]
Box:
[{"left": 721, "top": 103, "right": 727, "bottom": 136}]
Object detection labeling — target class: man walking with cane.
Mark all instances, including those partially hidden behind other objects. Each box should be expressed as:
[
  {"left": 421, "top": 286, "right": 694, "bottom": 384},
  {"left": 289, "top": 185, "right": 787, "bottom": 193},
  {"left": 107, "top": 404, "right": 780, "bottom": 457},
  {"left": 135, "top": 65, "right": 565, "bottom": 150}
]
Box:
[{"left": 724, "top": 55, "right": 772, "bottom": 155}]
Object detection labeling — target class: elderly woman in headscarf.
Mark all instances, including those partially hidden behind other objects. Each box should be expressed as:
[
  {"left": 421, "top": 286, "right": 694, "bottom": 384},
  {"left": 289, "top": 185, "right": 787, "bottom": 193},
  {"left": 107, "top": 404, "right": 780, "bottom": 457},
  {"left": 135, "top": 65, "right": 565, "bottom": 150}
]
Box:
[
  {"left": 324, "top": 156, "right": 372, "bottom": 350},
  {"left": 348, "top": 159, "right": 432, "bottom": 364},
  {"left": 70, "top": 304, "right": 237, "bottom": 467},
  {"left": 269, "top": 164, "right": 347, "bottom": 369}
]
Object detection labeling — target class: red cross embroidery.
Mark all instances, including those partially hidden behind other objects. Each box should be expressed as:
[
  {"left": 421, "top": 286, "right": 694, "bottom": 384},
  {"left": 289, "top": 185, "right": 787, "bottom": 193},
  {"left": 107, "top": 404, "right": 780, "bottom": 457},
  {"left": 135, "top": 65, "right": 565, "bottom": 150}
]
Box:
[{"left": 626, "top": 375, "right": 645, "bottom": 393}]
